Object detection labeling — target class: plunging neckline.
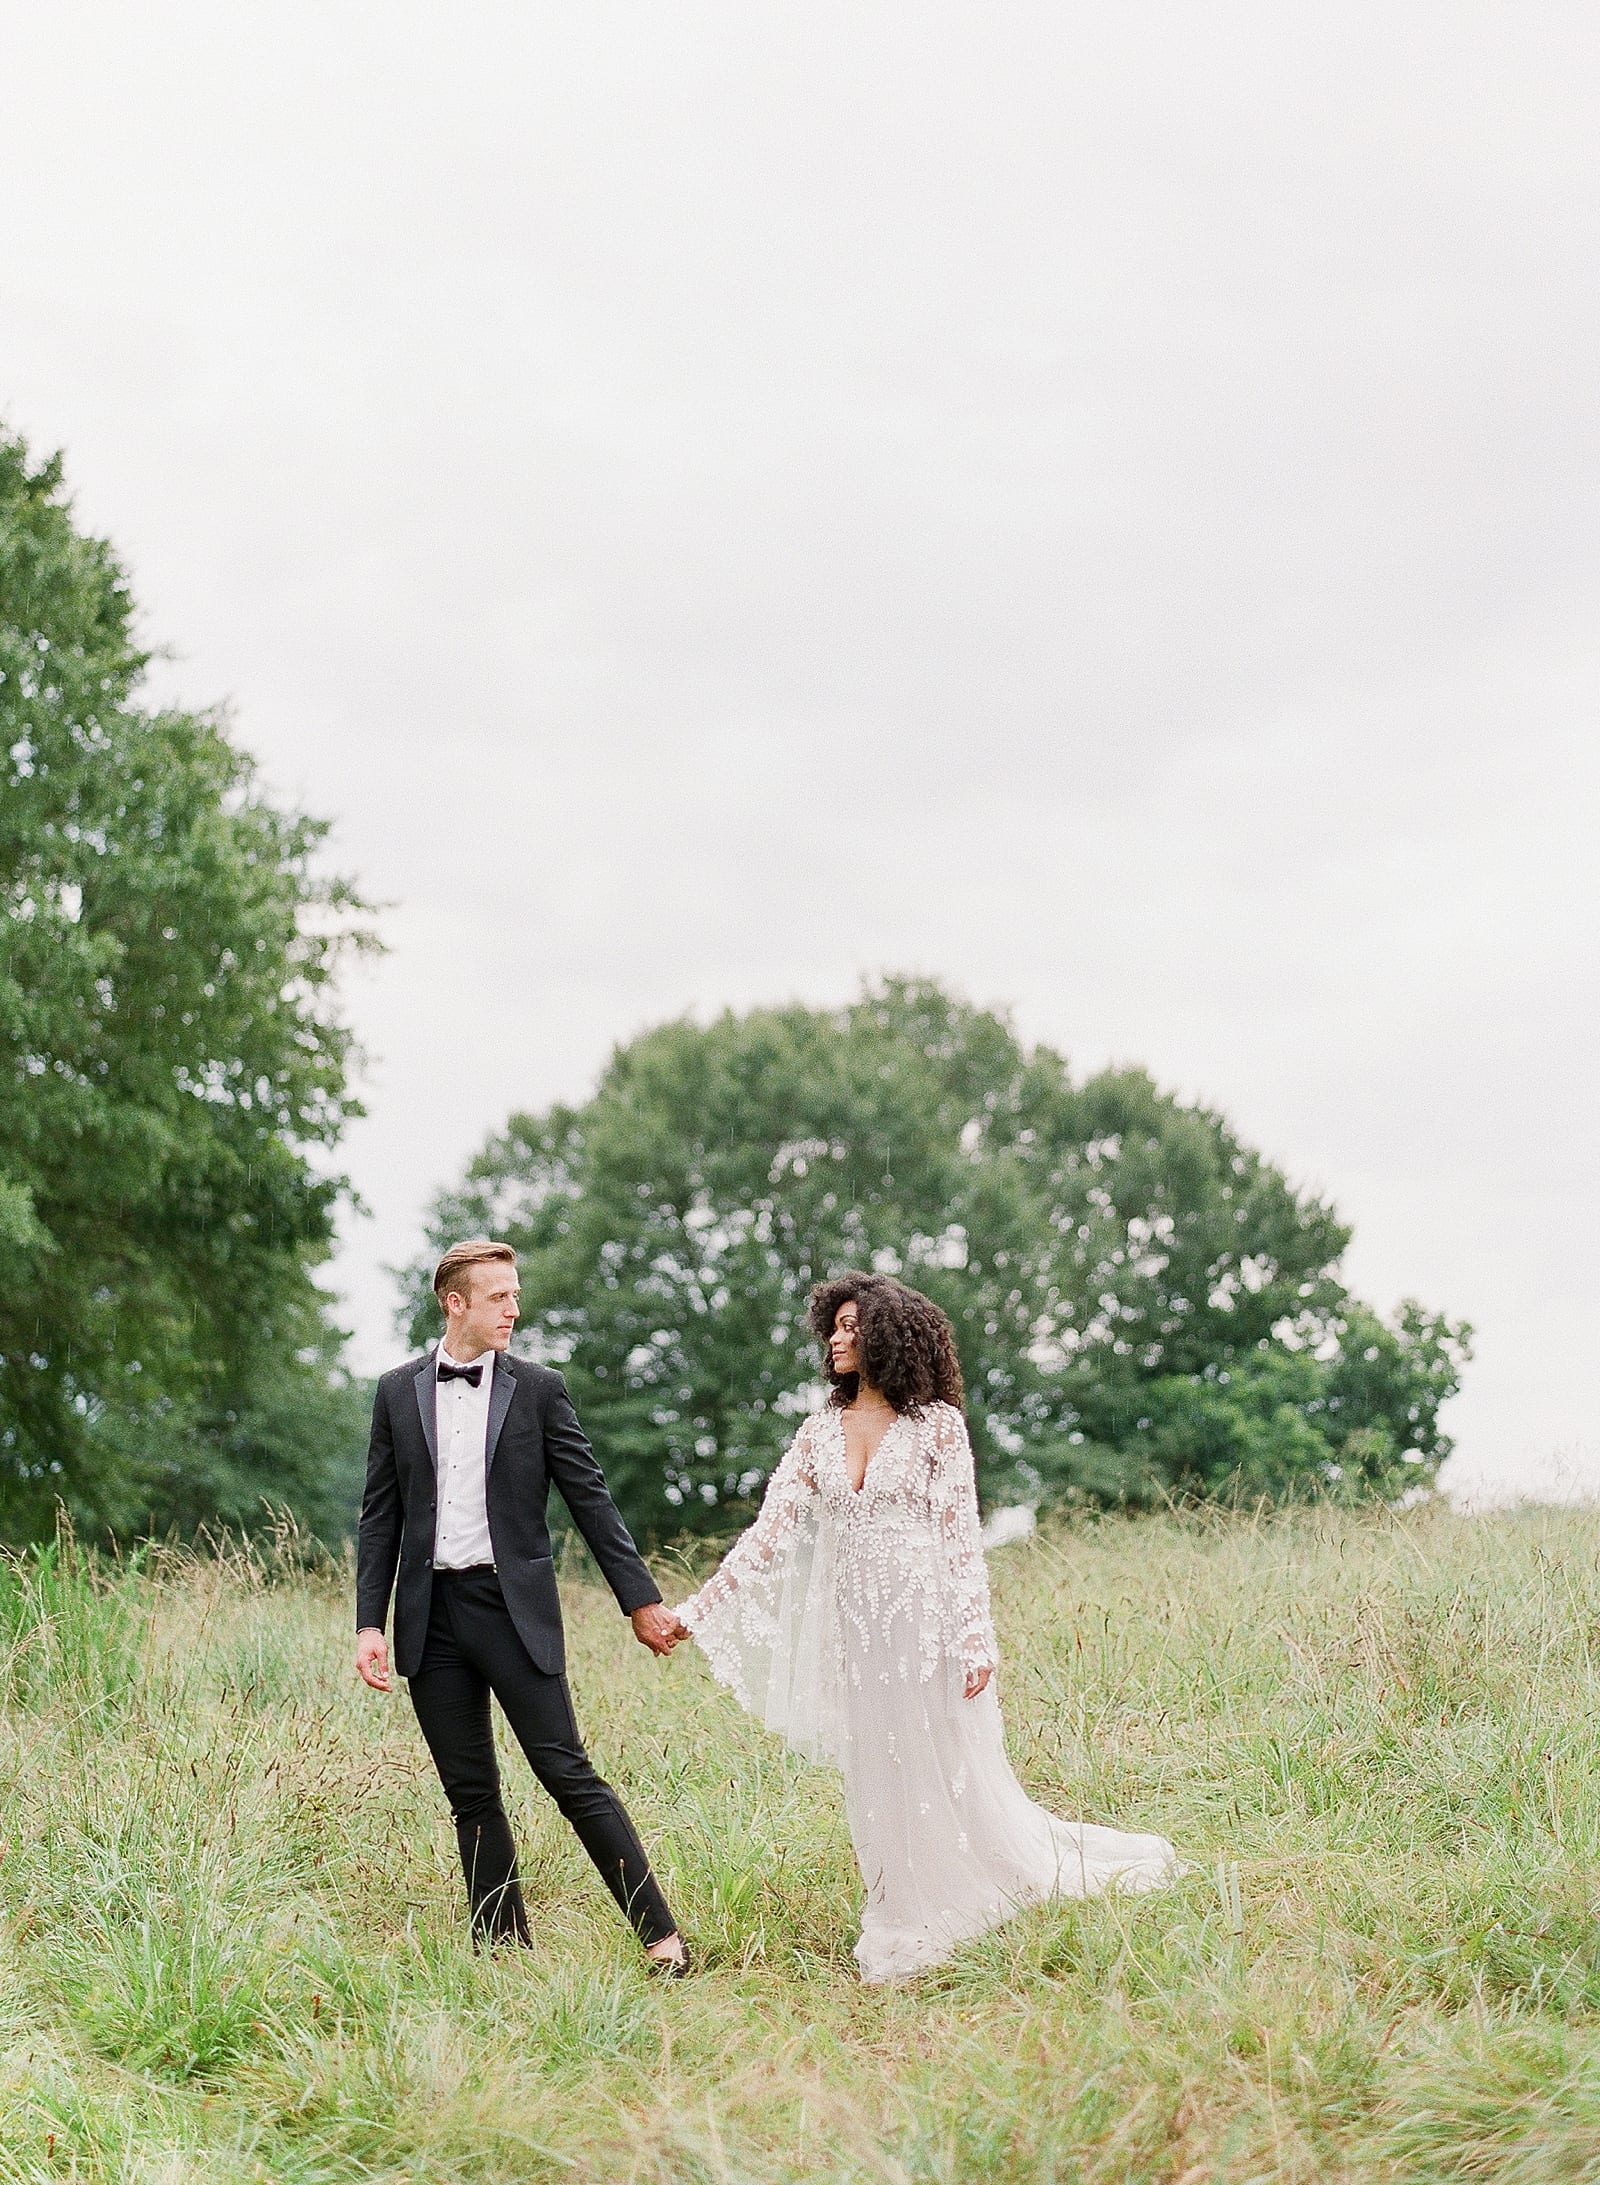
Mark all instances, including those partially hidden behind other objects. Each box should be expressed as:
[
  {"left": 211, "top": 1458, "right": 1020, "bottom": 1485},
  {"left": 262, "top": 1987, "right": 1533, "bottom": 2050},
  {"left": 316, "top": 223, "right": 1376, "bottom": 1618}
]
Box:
[{"left": 840, "top": 1405, "right": 899, "bottom": 1497}]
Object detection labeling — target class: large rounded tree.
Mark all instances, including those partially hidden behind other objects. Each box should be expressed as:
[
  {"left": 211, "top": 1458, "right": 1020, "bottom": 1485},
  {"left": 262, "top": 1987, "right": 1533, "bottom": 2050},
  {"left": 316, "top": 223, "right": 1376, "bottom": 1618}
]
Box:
[{"left": 410, "top": 980, "right": 1468, "bottom": 1539}]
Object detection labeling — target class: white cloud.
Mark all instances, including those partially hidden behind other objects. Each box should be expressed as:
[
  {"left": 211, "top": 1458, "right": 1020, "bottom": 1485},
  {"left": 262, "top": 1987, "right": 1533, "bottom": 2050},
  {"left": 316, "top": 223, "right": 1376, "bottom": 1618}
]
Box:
[{"left": 3, "top": 1, "right": 1595, "bottom": 1493}]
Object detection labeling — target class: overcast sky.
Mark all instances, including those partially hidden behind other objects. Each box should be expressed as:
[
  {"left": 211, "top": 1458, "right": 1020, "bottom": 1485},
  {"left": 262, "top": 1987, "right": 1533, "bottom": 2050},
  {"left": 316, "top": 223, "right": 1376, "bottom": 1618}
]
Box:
[{"left": 4, "top": 3, "right": 1596, "bottom": 1501}]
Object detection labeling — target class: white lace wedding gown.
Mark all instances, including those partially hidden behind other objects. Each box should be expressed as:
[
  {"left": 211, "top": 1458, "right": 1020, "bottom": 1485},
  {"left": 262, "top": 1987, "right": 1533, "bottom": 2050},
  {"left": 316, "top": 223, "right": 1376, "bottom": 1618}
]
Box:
[{"left": 679, "top": 1401, "right": 1180, "bottom": 1981}]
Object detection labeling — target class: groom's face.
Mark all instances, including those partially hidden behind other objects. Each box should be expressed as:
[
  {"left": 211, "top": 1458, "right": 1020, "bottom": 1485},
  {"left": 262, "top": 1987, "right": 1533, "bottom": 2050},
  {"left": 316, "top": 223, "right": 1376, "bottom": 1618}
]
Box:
[{"left": 447, "top": 1263, "right": 521, "bottom": 1357}]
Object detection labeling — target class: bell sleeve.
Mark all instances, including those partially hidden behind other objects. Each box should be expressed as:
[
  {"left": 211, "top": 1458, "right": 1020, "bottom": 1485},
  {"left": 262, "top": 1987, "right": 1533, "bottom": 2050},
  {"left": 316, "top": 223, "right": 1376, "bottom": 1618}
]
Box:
[
  {"left": 678, "top": 1414, "right": 843, "bottom": 1762},
  {"left": 926, "top": 1403, "right": 1000, "bottom": 1680}
]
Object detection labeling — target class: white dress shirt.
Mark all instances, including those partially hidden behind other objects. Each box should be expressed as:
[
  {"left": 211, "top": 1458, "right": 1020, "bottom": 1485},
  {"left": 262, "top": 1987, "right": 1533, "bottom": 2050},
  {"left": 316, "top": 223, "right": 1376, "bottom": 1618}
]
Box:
[{"left": 433, "top": 1343, "right": 497, "bottom": 1569}]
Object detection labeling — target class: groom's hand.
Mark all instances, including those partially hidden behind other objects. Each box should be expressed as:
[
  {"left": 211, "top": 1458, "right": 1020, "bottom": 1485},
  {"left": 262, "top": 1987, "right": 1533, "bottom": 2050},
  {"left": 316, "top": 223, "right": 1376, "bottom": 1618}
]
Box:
[
  {"left": 356, "top": 1627, "right": 391, "bottom": 1692},
  {"left": 631, "top": 1604, "right": 687, "bottom": 1657}
]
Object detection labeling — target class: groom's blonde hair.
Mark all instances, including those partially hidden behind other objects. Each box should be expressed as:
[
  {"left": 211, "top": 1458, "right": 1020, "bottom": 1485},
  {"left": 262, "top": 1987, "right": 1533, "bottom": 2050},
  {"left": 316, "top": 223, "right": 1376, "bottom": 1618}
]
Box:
[{"left": 432, "top": 1238, "right": 517, "bottom": 1311}]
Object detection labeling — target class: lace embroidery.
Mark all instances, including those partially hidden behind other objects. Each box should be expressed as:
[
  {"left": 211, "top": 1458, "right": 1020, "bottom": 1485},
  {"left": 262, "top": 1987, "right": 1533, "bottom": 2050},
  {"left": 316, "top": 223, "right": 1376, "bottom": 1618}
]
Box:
[
  {"left": 679, "top": 1399, "right": 1181, "bottom": 1981},
  {"left": 679, "top": 1401, "right": 999, "bottom": 1738}
]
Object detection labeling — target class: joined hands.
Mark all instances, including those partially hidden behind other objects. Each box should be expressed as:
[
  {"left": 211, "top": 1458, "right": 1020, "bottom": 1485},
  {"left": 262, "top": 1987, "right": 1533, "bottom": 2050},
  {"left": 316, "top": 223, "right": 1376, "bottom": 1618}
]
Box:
[{"left": 631, "top": 1603, "right": 690, "bottom": 1657}]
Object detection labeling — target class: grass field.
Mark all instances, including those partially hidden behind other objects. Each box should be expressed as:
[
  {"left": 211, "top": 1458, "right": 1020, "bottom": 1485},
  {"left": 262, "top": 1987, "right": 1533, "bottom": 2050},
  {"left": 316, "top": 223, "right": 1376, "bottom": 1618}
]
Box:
[{"left": 4, "top": 1502, "right": 1600, "bottom": 2182}]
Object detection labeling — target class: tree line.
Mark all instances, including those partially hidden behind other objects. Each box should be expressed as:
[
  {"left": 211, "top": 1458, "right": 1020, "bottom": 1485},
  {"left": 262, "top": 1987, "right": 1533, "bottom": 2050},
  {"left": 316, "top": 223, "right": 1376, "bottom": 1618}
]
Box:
[
  {"left": 1, "top": 430, "right": 1470, "bottom": 1544},
  {"left": 407, "top": 985, "right": 1468, "bottom": 1539}
]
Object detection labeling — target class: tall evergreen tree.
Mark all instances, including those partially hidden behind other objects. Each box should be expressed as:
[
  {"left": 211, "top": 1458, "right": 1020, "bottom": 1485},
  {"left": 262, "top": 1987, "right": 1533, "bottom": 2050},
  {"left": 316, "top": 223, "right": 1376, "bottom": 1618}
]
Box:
[{"left": 0, "top": 431, "right": 373, "bottom": 1538}]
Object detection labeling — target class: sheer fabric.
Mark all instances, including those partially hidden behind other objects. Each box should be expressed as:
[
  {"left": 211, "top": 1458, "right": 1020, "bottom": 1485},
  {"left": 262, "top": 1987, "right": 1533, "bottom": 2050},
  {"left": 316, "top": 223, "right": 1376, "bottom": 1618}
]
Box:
[{"left": 680, "top": 1401, "right": 1180, "bottom": 1981}]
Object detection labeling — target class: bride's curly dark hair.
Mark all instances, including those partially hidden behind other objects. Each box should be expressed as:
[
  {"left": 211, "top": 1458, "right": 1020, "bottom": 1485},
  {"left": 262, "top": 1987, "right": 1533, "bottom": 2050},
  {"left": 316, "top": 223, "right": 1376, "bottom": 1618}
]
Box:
[{"left": 807, "top": 1271, "right": 966, "bottom": 1415}]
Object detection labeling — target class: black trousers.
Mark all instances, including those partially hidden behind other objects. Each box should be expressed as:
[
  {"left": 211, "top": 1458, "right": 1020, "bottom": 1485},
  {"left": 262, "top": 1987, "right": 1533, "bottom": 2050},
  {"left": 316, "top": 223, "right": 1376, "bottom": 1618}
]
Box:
[{"left": 407, "top": 1567, "right": 676, "bottom": 1949}]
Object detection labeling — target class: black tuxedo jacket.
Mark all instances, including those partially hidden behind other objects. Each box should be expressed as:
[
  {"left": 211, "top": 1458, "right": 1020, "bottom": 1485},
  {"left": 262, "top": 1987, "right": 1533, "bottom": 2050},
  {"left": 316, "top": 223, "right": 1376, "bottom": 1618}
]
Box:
[{"left": 356, "top": 1350, "right": 661, "bottom": 1679}]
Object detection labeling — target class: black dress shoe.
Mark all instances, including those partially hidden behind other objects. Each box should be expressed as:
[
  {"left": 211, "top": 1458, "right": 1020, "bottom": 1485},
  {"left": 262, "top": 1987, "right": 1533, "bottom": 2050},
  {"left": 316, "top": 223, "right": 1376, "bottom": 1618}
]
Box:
[{"left": 645, "top": 1940, "right": 693, "bottom": 1979}]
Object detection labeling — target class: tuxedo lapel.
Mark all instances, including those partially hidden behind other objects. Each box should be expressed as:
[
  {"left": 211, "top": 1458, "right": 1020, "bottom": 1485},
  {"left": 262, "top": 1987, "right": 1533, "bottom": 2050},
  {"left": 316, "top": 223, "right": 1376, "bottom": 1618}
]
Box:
[
  {"left": 486, "top": 1356, "right": 517, "bottom": 1474},
  {"left": 413, "top": 1355, "right": 439, "bottom": 1466}
]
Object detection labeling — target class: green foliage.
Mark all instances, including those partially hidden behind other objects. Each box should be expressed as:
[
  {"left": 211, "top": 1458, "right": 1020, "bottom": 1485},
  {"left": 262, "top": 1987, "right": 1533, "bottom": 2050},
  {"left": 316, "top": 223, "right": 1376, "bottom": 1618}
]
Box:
[
  {"left": 134, "top": 1337, "right": 373, "bottom": 1544},
  {"left": 0, "top": 429, "right": 374, "bottom": 1539},
  {"left": 410, "top": 978, "right": 1469, "bottom": 1537},
  {"left": 4, "top": 1508, "right": 1600, "bottom": 2178}
]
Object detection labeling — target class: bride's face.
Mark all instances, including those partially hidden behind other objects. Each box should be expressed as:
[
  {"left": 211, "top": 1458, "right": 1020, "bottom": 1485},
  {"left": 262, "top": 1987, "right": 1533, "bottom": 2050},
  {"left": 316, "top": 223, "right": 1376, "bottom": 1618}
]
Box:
[{"left": 828, "top": 1302, "right": 861, "bottom": 1379}]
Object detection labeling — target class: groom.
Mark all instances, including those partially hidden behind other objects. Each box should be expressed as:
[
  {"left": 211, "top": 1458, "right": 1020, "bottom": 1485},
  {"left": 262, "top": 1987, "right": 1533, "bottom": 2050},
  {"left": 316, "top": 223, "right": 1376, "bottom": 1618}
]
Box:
[{"left": 356, "top": 1238, "right": 689, "bottom": 1970}]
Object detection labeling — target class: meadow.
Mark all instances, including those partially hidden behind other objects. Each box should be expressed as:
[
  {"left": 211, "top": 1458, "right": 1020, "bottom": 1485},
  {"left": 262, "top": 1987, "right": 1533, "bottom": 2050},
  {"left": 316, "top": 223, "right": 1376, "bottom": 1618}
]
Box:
[{"left": 3, "top": 1503, "right": 1600, "bottom": 2183}]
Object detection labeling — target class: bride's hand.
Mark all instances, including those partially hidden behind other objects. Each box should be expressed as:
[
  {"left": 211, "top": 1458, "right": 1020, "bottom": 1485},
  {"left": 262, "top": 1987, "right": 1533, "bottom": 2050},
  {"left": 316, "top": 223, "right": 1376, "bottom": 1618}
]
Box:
[{"left": 963, "top": 1665, "right": 992, "bottom": 1700}]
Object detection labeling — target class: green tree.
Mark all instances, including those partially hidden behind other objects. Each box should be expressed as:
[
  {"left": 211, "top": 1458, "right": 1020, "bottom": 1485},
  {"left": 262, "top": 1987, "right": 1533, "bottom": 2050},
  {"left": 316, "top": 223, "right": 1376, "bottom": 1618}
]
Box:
[
  {"left": 408, "top": 979, "right": 1469, "bottom": 1539},
  {"left": 0, "top": 430, "right": 374, "bottom": 1539}
]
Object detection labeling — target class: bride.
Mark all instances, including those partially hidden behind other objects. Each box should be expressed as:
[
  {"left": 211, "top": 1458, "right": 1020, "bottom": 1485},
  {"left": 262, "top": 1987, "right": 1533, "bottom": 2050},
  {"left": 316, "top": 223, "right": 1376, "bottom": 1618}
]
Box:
[{"left": 674, "top": 1271, "right": 1182, "bottom": 1982}]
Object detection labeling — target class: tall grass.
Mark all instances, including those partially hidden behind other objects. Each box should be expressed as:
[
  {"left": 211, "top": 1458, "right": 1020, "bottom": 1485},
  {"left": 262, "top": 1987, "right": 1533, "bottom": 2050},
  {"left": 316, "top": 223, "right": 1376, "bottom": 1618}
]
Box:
[{"left": 4, "top": 1503, "right": 1600, "bottom": 2179}]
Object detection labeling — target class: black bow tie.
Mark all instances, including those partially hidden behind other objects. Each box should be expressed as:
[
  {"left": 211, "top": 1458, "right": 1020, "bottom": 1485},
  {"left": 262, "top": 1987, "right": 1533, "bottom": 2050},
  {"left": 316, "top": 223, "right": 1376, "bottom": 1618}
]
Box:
[{"left": 437, "top": 1360, "right": 484, "bottom": 1387}]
